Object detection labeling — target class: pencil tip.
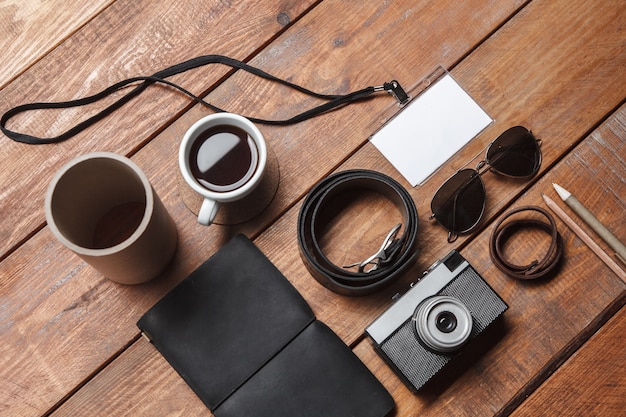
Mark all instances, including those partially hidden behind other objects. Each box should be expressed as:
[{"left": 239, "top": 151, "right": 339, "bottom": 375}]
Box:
[
  {"left": 542, "top": 194, "right": 554, "bottom": 204},
  {"left": 552, "top": 183, "right": 570, "bottom": 201}
]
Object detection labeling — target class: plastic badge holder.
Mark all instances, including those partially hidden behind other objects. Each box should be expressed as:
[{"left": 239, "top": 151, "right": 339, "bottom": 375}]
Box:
[{"left": 370, "top": 66, "right": 493, "bottom": 187}]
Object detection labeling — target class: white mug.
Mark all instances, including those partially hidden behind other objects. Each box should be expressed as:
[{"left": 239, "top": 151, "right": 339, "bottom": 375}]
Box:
[{"left": 179, "top": 113, "right": 267, "bottom": 225}]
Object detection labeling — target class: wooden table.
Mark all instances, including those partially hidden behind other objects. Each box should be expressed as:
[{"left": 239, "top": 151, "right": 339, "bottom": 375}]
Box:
[{"left": 1, "top": 1, "right": 624, "bottom": 415}]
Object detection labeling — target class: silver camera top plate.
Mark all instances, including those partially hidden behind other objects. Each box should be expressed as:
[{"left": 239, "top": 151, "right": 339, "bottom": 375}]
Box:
[{"left": 366, "top": 253, "right": 469, "bottom": 345}]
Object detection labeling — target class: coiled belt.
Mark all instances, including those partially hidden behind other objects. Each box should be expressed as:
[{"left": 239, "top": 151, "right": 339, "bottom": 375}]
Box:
[
  {"left": 297, "top": 170, "right": 419, "bottom": 296},
  {"left": 489, "top": 206, "right": 563, "bottom": 280}
]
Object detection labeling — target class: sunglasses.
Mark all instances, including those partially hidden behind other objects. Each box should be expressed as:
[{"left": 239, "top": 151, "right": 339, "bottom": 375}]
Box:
[{"left": 430, "top": 126, "right": 542, "bottom": 242}]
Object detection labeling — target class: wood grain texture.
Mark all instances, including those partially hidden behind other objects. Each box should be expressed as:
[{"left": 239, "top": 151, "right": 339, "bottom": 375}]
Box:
[
  {"left": 1, "top": 0, "right": 625, "bottom": 416},
  {"left": 512, "top": 307, "right": 626, "bottom": 417},
  {"left": 251, "top": 0, "right": 626, "bottom": 343},
  {"left": 1, "top": 1, "right": 531, "bottom": 415},
  {"left": 50, "top": 337, "right": 212, "bottom": 417},
  {"left": 0, "top": 0, "right": 314, "bottom": 260},
  {"left": 0, "top": 1, "right": 317, "bottom": 415},
  {"left": 351, "top": 102, "right": 626, "bottom": 417},
  {"left": 543, "top": 194, "right": 626, "bottom": 282},
  {"left": 0, "top": 0, "right": 115, "bottom": 89}
]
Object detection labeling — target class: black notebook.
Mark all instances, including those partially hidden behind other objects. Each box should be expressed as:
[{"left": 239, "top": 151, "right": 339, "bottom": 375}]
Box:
[{"left": 137, "top": 234, "right": 394, "bottom": 417}]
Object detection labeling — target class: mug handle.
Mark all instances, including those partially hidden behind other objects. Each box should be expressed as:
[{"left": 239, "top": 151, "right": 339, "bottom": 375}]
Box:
[{"left": 198, "top": 198, "right": 220, "bottom": 225}]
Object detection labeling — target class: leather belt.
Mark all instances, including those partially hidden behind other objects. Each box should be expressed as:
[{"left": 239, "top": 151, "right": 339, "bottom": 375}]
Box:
[
  {"left": 489, "top": 206, "right": 564, "bottom": 280},
  {"left": 297, "top": 170, "right": 419, "bottom": 296}
]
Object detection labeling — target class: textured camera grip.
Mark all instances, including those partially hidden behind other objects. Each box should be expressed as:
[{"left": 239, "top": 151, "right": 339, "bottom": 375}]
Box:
[{"left": 379, "top": 266, "right": 507, "bottom": 391}]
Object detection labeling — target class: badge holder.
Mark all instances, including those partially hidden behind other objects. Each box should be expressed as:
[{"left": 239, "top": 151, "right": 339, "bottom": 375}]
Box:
[{"left": 370, "top": 65, "right": 494, "bottom": 187}]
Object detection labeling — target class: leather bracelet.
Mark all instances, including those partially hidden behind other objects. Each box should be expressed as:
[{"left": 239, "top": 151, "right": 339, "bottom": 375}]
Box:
[
  {"left": 489, "top": 206, "right": 563, "bottom": 280},
  {"left": 297, "top": 170, "right": 419, "bottom": 296}
]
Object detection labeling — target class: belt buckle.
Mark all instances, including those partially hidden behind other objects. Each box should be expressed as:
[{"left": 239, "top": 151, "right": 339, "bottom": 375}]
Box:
[{"left": 343, "top": 223, "right": 402, "bottom": 273}]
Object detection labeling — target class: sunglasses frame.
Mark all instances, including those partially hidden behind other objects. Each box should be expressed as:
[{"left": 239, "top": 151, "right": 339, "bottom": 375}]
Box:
[{"left": 430, "top": 126, "right": 542, "bottom": 243}]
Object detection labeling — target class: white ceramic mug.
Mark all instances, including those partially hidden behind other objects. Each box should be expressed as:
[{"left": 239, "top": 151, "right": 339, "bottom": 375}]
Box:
[
  {"left": 45, "top": 152, "right": 178, "bottom": 284},
  {"left": 179, "top": 113, "right": 267, "bottom": 225}
]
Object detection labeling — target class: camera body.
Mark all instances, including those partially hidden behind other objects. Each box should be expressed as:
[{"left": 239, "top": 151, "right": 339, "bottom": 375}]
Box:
[{"left": 366, "top": 251, "right": 507, "bottom": 392}]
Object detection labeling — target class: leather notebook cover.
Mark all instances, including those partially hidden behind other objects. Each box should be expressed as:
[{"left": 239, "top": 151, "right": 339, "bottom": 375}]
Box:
[{"left": 137, "top": 234, "right": 394, "bottom": 417}]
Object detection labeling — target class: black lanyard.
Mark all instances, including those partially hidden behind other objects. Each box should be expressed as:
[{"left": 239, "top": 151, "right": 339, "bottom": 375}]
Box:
[{"left": 1, "top": 55, "right": 408, "bottom": 145}]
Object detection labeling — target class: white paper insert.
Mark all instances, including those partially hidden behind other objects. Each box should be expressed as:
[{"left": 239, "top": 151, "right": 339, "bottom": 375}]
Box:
[{"left": 370, "top": 74, "right": 492, "bottom": 186}]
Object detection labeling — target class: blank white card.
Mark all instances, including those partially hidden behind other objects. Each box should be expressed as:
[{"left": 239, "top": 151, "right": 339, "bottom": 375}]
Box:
[{"left": 370, "top": 74, "right": 492, "bottom": 186}]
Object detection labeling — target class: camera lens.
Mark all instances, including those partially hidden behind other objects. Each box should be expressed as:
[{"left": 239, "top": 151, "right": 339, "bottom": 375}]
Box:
[
  {"left": 413, "top": 296, "right": 473, "bottom": 353},
  {"left": 435, "top": 311, "right": 457, "bottom": 333}
]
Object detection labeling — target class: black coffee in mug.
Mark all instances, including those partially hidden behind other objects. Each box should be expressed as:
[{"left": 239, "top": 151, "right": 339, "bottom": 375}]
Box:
[{"left": 189, "top": 125, "right": 259, "bottom": 192}]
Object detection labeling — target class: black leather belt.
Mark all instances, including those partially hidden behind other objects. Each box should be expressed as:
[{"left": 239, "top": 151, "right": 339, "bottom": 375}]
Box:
[{"left": 297, "top": 170, "right": 419, "bottom": 296}]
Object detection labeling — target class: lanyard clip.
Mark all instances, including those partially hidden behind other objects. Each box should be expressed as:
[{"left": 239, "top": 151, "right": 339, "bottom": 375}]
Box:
[{"left": 375, "top": 80, "right": 410, "bottom": 106}]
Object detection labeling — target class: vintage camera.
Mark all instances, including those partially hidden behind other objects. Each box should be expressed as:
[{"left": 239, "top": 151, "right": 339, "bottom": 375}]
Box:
[{"left": 366, "top": 250, "right": 507, "bottom": 392}]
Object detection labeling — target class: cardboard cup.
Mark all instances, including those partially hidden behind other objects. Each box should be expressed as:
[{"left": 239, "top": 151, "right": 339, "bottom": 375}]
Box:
[{"left": 45, "top": 152, "right": 177, "bottom": 284}]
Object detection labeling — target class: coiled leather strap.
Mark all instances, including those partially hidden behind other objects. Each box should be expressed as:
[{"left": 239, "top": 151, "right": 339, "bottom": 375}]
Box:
[
  {"left": 297, "top": 170, "right": 419, "bottom": 296},
  {"left": 489, "top": 205, "right": 563, "bottom": 280}
]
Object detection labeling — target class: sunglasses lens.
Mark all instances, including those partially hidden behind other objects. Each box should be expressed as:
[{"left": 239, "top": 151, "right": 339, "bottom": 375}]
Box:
[
  {"left": 486, "top": 126, "right": 541, "bottom": 177},
  {"left": 431, "top": 169, "right": 486, "bottom": 233}
]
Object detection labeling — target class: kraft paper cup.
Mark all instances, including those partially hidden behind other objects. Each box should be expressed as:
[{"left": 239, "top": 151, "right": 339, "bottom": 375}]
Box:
[{"left": 45, "top": 152, "right": 178, "bottom": 284}]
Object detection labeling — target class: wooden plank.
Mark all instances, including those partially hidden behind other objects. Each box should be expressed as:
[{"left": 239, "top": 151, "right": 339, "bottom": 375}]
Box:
[
  {"left": 0, "top": 1, "right": 532, "bottom": 415},
  {"left": 0, "top": 1, "right": 318, "bottom": 415},
  {"left": 0, "top": 0, "right": 115, "bottom": 89},
  {"left": 352, "top": 104, "right": 626, "bottom": 416},
  {"left": 51, "top": 337, "right": 212, "bottom": 416},
  {"left": 44, "top": 0, "right": 626, "bottom": 415},
  {"left": 57, "top": 304, "right": 624, "bottom": 417},
  {"left": 511, "top": 306, "right": 626, "bottom": 417},
  {"left": 253, "top": 0, "right": 626, "bottom": 343},
  {"left": 0, "top": 0, "right": 315, "bottom": 260}
]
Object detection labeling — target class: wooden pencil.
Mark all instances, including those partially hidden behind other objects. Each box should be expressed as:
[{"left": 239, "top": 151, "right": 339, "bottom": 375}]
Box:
[{"left": 543, "top": 194, "right": 626, "bottom": 282}]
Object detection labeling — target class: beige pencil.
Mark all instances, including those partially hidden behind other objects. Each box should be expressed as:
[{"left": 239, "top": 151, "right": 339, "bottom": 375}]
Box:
[
  {"left": 543, "top": 194, "right": 626, "bottom": 282},
  {"left": 553, "top": 183, "right": 626, "bottom": 266}
]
